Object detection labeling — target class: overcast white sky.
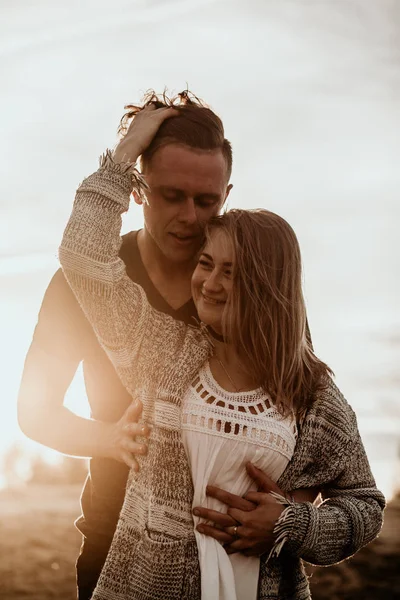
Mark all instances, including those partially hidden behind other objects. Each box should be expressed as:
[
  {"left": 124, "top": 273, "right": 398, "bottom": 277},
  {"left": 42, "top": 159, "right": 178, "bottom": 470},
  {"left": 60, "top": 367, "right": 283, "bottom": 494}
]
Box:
[
  {"left": 1, "top": 0, "right": 399, "bottom": 258},
  {"left": 0, "top": 0, "right": 399, "bottom": 494}
]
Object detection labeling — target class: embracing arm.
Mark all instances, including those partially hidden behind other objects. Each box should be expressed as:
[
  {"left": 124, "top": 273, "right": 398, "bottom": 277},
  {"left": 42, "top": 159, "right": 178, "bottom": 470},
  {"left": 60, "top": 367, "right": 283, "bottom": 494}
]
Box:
[
  {"left": 18, "top": 337, "right": 147, "bottom": 469},
  {"left": 18, "top": 340, "right": 106, "bottom": 457},
  {"left": 21, "top": 107, "right": 184, "bottom": 466}
]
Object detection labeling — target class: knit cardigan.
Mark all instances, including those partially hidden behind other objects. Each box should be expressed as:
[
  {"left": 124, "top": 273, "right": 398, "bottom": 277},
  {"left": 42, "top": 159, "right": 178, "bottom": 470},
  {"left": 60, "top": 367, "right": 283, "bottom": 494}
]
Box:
[{"left": 59, "top": 154, "right": 385, "bottom": 600}]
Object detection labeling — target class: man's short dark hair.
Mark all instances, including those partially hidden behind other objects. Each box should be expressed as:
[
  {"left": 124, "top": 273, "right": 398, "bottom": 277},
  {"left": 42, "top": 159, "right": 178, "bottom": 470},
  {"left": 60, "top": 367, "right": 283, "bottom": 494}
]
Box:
[{"left": 118, "top": 90, "right": 232, "bottom": 179}]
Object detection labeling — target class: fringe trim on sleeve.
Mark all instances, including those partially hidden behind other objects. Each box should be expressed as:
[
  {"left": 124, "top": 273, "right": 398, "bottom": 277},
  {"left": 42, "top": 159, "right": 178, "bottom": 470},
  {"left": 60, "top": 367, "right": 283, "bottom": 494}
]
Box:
[
  {"left": 266, "top": 492, "right": 296, "bottom": 563},
  {"left": 99, "top": 149, "right": 150, "bottom": 203}
]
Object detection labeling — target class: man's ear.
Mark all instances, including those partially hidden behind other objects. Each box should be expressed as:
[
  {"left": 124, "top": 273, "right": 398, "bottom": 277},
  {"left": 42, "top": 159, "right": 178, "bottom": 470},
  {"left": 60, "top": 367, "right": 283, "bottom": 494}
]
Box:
[
  {"left": 224, "top": 184, "right": 233, "bottom": 206},
  {"left": 132, "top": 190, "right": 142, "bottom": 206}
]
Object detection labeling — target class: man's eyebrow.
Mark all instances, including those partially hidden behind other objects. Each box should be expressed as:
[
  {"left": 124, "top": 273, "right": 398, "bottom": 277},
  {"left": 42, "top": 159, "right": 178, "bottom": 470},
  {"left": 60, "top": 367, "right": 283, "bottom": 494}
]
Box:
[
  {"left": 158, "top": 186, "right": 183, "bottom": 193},
  {"left": 196, "top": 193, "right": 221, "bottom": 200},
  {"left": 201, "top": 252, "right": 232, "bottom": 267},
  {"left": 158, "top": 186, "right": 220, "bottom": 201}
]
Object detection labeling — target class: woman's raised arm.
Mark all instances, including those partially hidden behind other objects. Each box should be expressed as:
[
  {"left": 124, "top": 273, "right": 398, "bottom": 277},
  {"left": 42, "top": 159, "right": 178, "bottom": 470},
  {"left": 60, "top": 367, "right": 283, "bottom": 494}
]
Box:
[{"left": 59, "top": 154, "right": 152, "bottom": 373}]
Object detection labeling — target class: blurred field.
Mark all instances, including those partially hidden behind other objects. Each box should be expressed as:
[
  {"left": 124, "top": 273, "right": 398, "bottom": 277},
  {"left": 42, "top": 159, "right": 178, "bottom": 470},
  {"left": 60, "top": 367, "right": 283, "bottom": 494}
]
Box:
[
  {"left": 0, "top": 485, "right": 82, "bottom": 600},
  {"left": 0, "top": 484, "right": 399, "bottom": 600}
]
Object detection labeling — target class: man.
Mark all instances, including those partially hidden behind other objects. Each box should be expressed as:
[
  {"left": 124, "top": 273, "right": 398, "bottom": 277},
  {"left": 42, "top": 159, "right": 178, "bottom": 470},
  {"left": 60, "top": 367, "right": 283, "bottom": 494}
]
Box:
[{"left": 18, "top": 91, "right": 315, "bottom": 599}]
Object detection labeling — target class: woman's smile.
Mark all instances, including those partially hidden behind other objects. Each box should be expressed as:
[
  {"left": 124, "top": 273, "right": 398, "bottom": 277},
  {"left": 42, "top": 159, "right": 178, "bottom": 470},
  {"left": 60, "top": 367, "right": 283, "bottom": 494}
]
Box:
[
  {"left": 191, "top": 229, "right": 234, "bottom": 330},
  {"left": 201, "top": 293, "right": 226, "bottom": 305}
]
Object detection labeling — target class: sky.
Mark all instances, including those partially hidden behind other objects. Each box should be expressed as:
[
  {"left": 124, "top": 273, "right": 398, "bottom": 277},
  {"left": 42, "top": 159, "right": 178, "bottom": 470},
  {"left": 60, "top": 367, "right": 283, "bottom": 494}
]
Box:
[{"left": 0, "top": 0, "right": 399, "bottom": 495}]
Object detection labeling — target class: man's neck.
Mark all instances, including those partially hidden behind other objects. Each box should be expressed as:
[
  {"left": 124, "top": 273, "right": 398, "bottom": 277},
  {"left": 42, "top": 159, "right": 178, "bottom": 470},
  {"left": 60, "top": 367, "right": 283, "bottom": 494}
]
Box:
[{"left": 137, "top": 229, "right": 195, "bottom": 310}]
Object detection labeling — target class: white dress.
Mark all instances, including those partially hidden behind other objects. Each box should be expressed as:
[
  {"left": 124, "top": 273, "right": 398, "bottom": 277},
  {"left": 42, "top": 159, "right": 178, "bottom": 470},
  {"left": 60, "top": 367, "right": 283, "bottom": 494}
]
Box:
[{"left": 181, "top": 362, "right": 298, "bottom": 600}]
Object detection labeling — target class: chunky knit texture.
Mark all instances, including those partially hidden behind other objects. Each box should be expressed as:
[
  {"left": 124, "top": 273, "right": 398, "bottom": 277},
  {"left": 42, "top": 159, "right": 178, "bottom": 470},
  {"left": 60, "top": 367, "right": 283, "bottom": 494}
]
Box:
[{"left": 59, "top": 153, "right": 385, "bottom": 600}]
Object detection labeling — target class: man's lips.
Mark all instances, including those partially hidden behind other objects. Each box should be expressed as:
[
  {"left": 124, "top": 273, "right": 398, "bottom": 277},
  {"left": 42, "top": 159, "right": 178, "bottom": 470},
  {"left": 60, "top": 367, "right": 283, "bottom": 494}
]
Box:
[{"left": 169, "top": 232, "right": 199, "bottom": 244}]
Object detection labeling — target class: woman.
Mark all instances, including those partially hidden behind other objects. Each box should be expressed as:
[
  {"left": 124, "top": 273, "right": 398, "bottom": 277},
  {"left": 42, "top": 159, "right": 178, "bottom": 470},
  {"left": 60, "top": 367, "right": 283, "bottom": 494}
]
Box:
[{"left": 59, "top": 108, "right": 385, "bottom": 600}]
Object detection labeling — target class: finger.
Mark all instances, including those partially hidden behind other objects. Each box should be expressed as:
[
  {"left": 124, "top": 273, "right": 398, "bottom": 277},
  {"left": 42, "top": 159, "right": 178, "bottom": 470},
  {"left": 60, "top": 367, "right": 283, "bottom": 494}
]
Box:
[
  {"left": 192, "top": 507, "right": 236, "bottom": 528},
  {"left": 143, "top": 104, "right": 176, "bottom": 116},
  {"left": 206, "top": 486, "right": 256, "bottom": 511},
  {"left": 124, "top": 401, "right": 143, "bottom": 422},
  {"left": 227, "top": 507, "right": 249, "bottom": 524},
  {"left": 225, "top": 525, "right": 244, "bottom": 537},
  {"left": 121, "top": 451, "right": 139, "bottom": 471},
  {"left": 228, "top": 525, "right": 254, "bottom": 540},
  {"left": 196, "top": 523, "right": 235, "bottom": 545},
  {"left": 122, "top": 439, "right": 147, "bottom": 455},
  {"left": 223, "top": 535, "right": 257, "bottom": 554},
  {"left": 246, "top": 463, "right": 282, "bottom": 494},
  {"left": 244, "top": 491, "right": 278, "bottom": 505},
  {"left": 123, "top": 422, "right": 150, "bottom": 437},
  {"left": 155, "top": 106, "right": 179, "bottom": 123}
]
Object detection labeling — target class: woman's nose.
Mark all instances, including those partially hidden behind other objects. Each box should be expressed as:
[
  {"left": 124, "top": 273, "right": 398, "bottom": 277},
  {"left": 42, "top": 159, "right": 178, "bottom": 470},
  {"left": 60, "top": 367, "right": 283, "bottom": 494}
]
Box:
[{"left": 203, "top": 270, "right": 222, "bottom": 292}]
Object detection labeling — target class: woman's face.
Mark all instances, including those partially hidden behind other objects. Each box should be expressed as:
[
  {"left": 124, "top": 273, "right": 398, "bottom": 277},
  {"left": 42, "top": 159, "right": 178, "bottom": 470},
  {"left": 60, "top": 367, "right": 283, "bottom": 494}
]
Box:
[{"left": 191, "top": 229, "right": 235, "bottom": 334}]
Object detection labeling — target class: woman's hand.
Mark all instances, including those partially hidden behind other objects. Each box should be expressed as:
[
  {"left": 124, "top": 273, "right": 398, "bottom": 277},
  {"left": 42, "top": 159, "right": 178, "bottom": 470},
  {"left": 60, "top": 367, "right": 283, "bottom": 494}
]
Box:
[
  {"left": 223, "top": 491, "right": 284, "bottom": 556},
  {"left": 193, "top": 462, "right": 320, "bottom": 557},
  {"left": 113, "top": 103, "right": 178, "bottom": 165},
  {"left": 105, "top": 401, "right": 150, "bottom": 471},
  {"left": 193, "top": 480, "right": 284, "bottom": 557}
]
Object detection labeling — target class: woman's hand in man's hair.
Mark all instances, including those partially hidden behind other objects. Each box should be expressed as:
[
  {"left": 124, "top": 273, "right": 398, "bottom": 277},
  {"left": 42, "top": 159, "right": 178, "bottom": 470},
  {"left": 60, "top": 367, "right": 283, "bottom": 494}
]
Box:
[{"left": 113, "top": 103, "right": 178, "bottom": 165}]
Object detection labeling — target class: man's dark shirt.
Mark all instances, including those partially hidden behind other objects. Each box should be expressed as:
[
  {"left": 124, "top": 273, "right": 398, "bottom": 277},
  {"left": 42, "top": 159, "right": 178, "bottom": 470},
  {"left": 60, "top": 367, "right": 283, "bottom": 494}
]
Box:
[{"left": 32, "top": 231, "right": 198, "bottom": 599}]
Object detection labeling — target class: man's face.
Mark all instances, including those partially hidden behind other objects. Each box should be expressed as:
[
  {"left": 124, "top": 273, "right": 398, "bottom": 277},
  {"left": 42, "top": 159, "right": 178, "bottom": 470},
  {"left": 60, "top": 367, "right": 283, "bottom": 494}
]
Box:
[{"left": 137, "top": 143, "right": 232, "bottom": 264}]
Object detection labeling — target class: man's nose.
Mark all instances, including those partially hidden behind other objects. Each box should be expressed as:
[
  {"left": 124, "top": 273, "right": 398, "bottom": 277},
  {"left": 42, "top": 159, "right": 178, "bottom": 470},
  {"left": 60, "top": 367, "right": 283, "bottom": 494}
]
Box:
[{"left": 178, "top": 198, "right": 198, "bottom": 225}]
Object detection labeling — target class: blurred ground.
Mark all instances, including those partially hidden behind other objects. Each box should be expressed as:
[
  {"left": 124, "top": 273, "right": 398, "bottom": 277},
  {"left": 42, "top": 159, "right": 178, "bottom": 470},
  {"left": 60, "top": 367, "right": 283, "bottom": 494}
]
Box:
[
  {"left": 0, "top": 485, "right": 81, "bottom": 600},
  {"left": 0, "top": 485, "right": 399, "bottom": 599}
]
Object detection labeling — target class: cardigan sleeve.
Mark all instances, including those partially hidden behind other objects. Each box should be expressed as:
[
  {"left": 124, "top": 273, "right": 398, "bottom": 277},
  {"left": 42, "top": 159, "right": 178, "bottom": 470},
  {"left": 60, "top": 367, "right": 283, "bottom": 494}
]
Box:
[
  {"left": 271, "top": 403, "right": 386, "bottom": 566},
  {"left": 58, "top": 152, "right": 202, "bottom": 390}
]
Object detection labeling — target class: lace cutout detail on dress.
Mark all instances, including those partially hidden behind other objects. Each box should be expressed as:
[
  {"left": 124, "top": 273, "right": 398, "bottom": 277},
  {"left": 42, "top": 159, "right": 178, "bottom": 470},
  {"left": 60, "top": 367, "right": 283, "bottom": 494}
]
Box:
[{"left": 182, "top": 363, "right": 297, "bottom": 460}]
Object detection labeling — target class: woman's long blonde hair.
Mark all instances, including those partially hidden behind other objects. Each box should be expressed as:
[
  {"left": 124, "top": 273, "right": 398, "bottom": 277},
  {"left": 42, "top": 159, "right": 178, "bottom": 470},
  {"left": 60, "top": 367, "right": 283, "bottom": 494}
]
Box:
[{"left": 206, "top": 209, "right": 332, "bottom": 418}]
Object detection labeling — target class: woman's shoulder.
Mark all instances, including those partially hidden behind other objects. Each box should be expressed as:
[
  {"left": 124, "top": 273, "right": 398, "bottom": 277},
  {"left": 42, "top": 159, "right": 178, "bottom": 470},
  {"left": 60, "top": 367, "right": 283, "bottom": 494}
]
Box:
[
  {"left": 278, "top": 377, "right": 360, "bottom": 489},
  {"left": 302, "top": 375, "right": 358, "bottom": 445}
]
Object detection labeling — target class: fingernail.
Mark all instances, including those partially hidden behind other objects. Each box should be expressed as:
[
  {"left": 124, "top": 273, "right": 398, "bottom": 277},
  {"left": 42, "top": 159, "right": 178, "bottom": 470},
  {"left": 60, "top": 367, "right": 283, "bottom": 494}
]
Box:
[
  {"left": 197, "top": 525, "right": 204, "bottom": 533},
  {"left": 140, "top": 426, "right": 147, "bottom": 434},
  {"left": 193, "top": 508, "right": 200, "bottom": 516}
]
